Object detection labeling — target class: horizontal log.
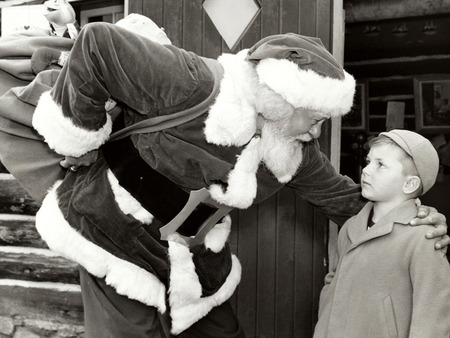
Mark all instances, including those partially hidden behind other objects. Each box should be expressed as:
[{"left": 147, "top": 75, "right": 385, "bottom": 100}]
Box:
[
  {"left": 0, "top": 280, "right": 83, "bottom": 325},
  {"left": 0, "top": 174, "right": 40, "bottom": 215},
  {"left": 0, "top": 214, "right": 46, "bottom": 248},
  {"left": 0, "top": 248, "right": 79, "bottom": 284},
  {"left": 344, "top": 0, "right": 450, "bottom": 22}
]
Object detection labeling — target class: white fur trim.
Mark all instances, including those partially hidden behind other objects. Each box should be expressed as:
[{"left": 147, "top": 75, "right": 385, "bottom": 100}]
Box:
[
  {"left": 259, "top": 122, "right": 304, "bottom": 183},
  {"left": 32, "top": 91, "right": 113, "bottom": 157},
  {"left": 204, "top": 50, "right": 259, "bottom": 147},
  {"left": 204, "top": 215, "right": 231, "bottom": 253},
  {"left": 107, "top": 170, "right": 154, "bottom": 224},
  {"left": 36, "top": 181, "right": 166, "bottom": 313},
  {"left": 209, "top": 136, "right": 261, "bottom": 208},
  {"left": 168, "top": 242, "right": 241, "bottom": 335},
  {"left": 256, "top": 58, "right": 355, "bottom": 117},
  {"left": 115, "top": 13, "right": 172, "bottom": 45}
]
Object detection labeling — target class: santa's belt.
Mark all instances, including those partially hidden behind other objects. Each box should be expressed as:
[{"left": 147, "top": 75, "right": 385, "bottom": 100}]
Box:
[{"left": 101, "top": 136, "right": 232, "bottom": 247}]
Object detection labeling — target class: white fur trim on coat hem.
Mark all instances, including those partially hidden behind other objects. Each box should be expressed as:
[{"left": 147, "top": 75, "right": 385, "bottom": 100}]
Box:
[
  {"left": 256, "top": 58, "right": 355, "bottom": 117},
  {"left": 168, "top": 241, "right": 241, "bottom": 335},
  {"left": 32, "top": 91, "right": 112, "bottom": 157},
  {"left": 35, "top": 181, "right": 167, "bottom": 313}
]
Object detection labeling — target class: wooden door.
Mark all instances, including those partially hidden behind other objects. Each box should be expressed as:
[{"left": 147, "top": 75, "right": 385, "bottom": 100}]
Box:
[{"left": 127, "top": 1, "right": 339, "bottom": 336}]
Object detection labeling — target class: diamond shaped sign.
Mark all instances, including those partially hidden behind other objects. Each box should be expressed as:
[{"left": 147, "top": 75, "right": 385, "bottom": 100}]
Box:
[{"left": 203, "top": 0, "right": 261, "bottom": 50}]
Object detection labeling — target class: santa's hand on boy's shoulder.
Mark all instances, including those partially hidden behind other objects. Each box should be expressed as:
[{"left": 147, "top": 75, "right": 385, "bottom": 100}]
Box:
[
  {"left": 410, "top": 203, "right": 448, "bottom": 253},
  {"left": 60, "top": 149, "right": 98, "bottom": 172}
]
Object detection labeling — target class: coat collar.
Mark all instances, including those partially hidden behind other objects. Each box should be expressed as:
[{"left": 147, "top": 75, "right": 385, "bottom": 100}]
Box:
[
  {"left": 204, "top": 49, "right": 259, "bottom": 147},
  {"left": 347, "top": 199, "right": 417, "bottom": 247}
]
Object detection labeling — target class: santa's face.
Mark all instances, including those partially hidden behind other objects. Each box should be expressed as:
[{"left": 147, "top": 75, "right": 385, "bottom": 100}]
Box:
[{"left": 286, "top": 108, "right": 327, "bottom": 142}]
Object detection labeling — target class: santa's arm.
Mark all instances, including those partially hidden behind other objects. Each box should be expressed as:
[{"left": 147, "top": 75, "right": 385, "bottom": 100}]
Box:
[
  {"left": 287, "top": 140, "right": 449, "bottom": 250},
  {"left": 32, "top": 21, "right": 180, "bottom": 159},
  {"left": 286, "top": 140, "right": 365, "bottom": 226}
]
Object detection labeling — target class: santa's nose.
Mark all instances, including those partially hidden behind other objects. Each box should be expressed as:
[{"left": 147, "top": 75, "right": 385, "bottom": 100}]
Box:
[{"left": 309, "top": 123, "right": 322, "bottom": 139}]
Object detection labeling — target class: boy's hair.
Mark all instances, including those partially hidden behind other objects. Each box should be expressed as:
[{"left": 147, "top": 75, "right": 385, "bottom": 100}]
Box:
[{"left": 368, "top": 129, "right": 439, "bottom": 196}]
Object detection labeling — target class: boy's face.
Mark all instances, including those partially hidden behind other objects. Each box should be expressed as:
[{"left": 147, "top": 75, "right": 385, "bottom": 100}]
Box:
[{"left": 361, "top": 143, "right": 409, "bottom": 203}]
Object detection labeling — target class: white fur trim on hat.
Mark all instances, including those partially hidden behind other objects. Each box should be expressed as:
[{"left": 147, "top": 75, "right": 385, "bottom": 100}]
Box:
[
  {"left": 168, "top": 241, "right": 241, "bottom": 335},
  {"left": 33, "top": 91, "right": 112, "bottom": 157},
  {"left": 256, "top": 58, "right": 356, "bottom": 117},
  {"left": 107, "top": 170, "right": 154, "bottom": 224},
  {"left": 204, "top": 50, "right": 259, "bottom": 147},
  {"left": 36, "top": 181, "right": 166, "bottom": 313}
]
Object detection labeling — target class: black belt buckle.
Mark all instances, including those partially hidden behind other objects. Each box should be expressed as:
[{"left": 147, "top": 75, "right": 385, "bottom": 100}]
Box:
[{"left": 159, "top": 188, "right": 233, "bottom": 248}]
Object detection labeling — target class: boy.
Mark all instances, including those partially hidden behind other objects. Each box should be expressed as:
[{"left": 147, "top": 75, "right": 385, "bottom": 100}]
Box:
[{"left": 314, "top": 129, "right": 450, "bottom": 338}]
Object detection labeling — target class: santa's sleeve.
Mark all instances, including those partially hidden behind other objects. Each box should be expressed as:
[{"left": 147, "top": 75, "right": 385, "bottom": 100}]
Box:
[
  {"left": 286, "top": 140, "right": 366, "bottom": 226},
  {"left": 32, "top": 22, "right": 185, "bottom": 158},
  {"left": 32, "top": 90, "right": 112, "bottom": 158}
]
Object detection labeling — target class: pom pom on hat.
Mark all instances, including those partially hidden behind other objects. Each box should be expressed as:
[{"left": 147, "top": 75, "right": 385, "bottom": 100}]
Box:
[{"left": 246, "top": 33, "right": 356, "bottom": 117}]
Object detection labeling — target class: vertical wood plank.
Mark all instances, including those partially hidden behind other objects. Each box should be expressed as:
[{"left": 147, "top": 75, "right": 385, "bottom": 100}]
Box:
[
  {"left": 127, "top": 0, "right": 142, "bottom": 15},
  {"left": 228, "top": 210, "right": 239, "bottom": 311},
  {"left": 256, "top": 195, "right": 277, "bottom": 336},
  {"left": 183, "top": 0, "right": 203, "bottom": 54},
  {"left": 260, "top": 0, "right": 280, "bottom": 36},
  {"left": 163, "top": 0, "right": 183, "bottom": 47},
  {"left": 236, "top": 206, "right": 258, "bottom": 338},
  {"left": 275, "top": 189, "right": 296, "bottom": 337},
  {"left": 280, "top": 0, "right": 300, "bottom": 33},
  {"left": 312, "top": 211, "right": 328, "bottom": 326},
  {"left": 299, "top": 0, "right": 317, "bottom": 36},
  {"left": 294, "top": 196, "right": 315, "bottom": 337},
  {"left": 317, "top": 0, "right": 332, "bottom": 49},
  {"left": 142, "top": 0, "right": 163, "bottom": 27}
]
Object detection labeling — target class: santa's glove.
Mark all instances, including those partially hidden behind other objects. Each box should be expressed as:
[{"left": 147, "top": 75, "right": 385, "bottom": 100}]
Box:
[
  {"left": 60, "top": 149, "right": 99, "bottom": 172},
  {"left": 31, "top": 47, "right": 69, "bottom": 74}
]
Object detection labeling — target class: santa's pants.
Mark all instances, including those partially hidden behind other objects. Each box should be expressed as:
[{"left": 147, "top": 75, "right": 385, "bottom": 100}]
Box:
[{"left": 79, "top": 267, "right": 245, "bottom": 338}]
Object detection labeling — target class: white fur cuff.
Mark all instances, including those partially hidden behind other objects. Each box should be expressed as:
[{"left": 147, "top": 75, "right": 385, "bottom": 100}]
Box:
[{"left": 32, "top": 91, "right": 112, "bottom": 157}]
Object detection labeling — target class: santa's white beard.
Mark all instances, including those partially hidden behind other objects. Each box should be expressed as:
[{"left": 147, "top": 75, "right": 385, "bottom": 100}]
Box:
[{"left": 260, "top": 118, "right": 304, "bottom": 183}]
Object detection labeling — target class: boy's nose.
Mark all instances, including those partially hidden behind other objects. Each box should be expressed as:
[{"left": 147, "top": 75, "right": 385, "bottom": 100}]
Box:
[{"left": 362, "top": 165, "right": 370, "bottom": 176}]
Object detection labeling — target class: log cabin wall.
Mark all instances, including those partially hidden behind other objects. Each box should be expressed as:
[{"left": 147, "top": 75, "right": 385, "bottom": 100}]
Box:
[
  {"left": 341, "top": 1, "right": 450, "bottom": 228},
  {"left": 126, "top": 1, "right": 339, "bottom": 336}
]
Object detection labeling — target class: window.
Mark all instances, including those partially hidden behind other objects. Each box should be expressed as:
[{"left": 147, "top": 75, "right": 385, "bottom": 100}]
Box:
[{"left": 80, "top": 5, "right": 124, "bottom": 26}]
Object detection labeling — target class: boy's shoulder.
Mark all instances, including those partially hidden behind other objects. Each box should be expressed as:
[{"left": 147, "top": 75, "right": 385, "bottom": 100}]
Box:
[{"left": 392, "top": 221, "right": 436, "bottom": 247}]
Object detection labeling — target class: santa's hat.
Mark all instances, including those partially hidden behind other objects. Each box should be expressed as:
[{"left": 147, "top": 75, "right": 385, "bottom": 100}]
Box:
[{"left": 246, "top": 33, "right": 355, "bottom": 118}]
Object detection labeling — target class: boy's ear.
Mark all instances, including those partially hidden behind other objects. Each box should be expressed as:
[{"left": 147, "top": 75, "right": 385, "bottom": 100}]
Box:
[{"left": 403, "top": 175, "right": 421, "bottom": 195}]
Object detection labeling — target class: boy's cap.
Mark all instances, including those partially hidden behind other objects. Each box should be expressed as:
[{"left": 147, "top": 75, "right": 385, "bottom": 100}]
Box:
[{"left": 379, "top": 129, "right": 439, "bottom": 194}]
